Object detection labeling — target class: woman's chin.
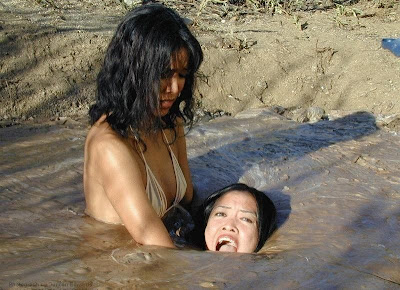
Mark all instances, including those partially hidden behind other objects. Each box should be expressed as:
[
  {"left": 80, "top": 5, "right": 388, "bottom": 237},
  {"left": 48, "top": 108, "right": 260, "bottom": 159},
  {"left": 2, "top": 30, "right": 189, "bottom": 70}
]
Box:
[
  {"left": 159, "top": 105, "right": 173, "bottom": 117},
  {"left": 159, "top": 109, "right": 169, "bottom": 117},
  {"left": 153, "top": 108, "right": 170, "bottom": 117}
]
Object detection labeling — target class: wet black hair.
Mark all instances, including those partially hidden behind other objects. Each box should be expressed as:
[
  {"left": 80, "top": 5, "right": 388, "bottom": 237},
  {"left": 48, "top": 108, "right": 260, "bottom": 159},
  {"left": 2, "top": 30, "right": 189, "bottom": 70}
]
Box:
[
  {"left": 202, "top": 183, "right": 277, "bottom": 252},
  {"left": 89, "top": 3, "right": 203, "bottom": 139}
]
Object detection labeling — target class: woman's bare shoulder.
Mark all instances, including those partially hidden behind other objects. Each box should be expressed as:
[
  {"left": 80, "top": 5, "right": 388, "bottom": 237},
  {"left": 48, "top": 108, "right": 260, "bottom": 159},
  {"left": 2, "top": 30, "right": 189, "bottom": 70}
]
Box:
[{"left": 86, "top": 120, "right": 133, "bottom": 162}]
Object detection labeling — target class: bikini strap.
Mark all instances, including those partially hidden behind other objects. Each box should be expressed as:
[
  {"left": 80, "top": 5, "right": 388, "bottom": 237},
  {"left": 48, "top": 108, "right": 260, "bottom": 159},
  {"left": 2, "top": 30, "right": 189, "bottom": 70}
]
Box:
[
  {"left": 133, "top": 135, "right": 148, "bottom": 167},
  {"left": 161, "top": 129, "right": 183, "bottom": 206},
  {"left": 134, "top": 131, "right": 171, "bottom": 166},
  {"left": 161, "top": 129, "right": 172, "bottom": 150}
]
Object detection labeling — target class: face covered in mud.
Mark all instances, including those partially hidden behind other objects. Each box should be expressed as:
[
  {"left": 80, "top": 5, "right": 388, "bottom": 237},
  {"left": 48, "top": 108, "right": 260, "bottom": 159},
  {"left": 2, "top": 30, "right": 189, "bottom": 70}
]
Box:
[{"left": 204, "top": 190, "right": 259, "bottom": 253}]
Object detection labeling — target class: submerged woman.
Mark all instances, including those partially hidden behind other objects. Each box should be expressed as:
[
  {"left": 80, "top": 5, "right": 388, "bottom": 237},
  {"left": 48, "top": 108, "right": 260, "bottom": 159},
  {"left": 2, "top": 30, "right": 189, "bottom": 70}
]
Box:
[
  {"left": 201, "top": 183, "right": 277, "bottom": 253},
  {"left": 83, "top": 3, "right": 203, "bottom": 248}
]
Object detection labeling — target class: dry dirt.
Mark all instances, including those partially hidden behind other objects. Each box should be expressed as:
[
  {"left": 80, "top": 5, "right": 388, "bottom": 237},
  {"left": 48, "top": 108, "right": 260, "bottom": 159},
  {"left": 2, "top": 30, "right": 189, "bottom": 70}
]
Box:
[
  {"left": 0, "top": 0, "right": 399, "bottom": 124},
  {"left": 1, "top": 2, "right": 400, "bottom": 287}
]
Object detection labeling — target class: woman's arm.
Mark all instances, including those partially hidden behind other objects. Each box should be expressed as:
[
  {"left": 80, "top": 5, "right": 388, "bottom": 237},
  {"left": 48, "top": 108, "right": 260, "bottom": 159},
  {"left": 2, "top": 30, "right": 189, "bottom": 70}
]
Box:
[
  {"left": 176, "top": 121, "right": 193, "bottom": 206},
  {"left": 94, "top": 134, "right": 176, "bottom": 248}
]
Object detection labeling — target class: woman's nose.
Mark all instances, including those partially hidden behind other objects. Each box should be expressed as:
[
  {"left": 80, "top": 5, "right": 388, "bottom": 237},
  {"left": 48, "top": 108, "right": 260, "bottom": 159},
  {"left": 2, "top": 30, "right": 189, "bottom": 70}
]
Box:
[
  {"left": 222, "top": 222, "right": 238, "bottom": 233},
  {"left": 166, "top": 75, "right": 180, "bottom": 94}
]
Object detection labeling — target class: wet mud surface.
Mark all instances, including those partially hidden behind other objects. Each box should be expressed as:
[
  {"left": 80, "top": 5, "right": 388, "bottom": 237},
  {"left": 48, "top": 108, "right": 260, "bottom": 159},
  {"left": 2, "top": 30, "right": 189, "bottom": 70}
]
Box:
[{"left": 1, "top": 108, "right": 399, "bottom": 288}]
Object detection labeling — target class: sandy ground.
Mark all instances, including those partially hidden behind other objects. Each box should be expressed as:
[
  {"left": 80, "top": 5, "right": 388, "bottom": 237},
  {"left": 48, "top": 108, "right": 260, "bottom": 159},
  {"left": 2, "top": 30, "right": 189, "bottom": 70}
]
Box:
[{"left": 0, "top": 0, "right": 399, "bottom": 124}]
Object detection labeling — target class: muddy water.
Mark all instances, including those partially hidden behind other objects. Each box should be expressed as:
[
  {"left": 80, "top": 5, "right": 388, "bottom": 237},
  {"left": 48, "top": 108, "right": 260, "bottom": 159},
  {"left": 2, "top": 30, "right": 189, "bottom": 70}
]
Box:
[{"left": 1, "top": 109, "right": 399, "bottom": 288}]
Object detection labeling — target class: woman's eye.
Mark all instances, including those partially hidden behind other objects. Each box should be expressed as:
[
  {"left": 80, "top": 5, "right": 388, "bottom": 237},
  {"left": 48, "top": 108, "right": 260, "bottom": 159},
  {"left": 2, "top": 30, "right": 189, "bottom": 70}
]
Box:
[
  {"left": 179, "top": 73, "right": 187, "bottom": 79},
  {"left": 215, "top": 212, "right": 226, "bottom": 217},
  {"left": 161, "top": 70, "right": 173, "bottom": 79},
  {"left": 241, "top": 217, "right": 254, "bottom": 223}
]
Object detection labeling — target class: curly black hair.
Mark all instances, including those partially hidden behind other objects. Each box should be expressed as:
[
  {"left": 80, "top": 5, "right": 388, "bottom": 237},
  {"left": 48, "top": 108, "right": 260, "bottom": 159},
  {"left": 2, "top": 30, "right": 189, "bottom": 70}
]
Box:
[
  {"left": 89, "top": 3, "right": 203, "bottom": 139},
  {"left": 202, "top": 183, "right": 277, "bottom": 252}
]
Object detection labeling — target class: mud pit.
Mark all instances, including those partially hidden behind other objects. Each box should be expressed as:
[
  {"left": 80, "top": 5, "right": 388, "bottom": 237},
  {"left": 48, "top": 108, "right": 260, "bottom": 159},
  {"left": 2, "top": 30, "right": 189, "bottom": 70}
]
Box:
[
  {"left": 1, "top": 0, "right": 400, "bottom": 288},
  {"left": 1, "top": 108, "right": 400, "bottom": 288}
]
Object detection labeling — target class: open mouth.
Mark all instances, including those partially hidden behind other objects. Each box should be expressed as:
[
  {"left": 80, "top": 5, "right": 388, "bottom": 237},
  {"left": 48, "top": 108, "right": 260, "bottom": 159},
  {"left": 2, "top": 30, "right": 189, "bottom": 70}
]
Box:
[{"left": 216, "top": 237, "right": 238, "bottom": 252}]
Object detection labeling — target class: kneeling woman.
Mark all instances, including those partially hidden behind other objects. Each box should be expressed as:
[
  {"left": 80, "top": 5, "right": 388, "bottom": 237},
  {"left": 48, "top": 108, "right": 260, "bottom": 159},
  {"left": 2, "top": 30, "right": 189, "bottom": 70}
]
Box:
[{"left": 202, "top": 183, "right": 277, "bottom": 253}]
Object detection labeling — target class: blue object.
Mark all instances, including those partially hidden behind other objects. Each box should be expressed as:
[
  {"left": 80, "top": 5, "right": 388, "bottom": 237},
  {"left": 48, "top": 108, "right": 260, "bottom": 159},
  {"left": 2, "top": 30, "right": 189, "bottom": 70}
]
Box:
[{"left": 382, "top": 38, "right": 400, "bottom": 57}]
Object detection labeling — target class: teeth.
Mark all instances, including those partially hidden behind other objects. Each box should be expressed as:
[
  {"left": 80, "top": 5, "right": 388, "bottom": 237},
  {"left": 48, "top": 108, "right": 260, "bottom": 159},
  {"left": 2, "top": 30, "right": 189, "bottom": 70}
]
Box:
[{"left": 218, "top": 237, "right": 237, "bottom": 247}]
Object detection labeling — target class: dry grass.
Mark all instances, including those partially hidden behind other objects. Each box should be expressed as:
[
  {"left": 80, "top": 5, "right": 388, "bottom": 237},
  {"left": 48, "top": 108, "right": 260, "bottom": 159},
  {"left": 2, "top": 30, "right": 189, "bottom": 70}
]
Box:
[{"left": 127, "top": 0, "right": 397, "bottom": 17}]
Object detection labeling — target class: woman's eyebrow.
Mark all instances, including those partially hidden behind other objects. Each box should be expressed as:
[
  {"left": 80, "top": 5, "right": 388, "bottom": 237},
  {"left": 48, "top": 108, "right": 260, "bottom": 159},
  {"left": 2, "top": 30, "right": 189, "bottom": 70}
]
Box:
[
  {"left": 214, "top": 206, "right": 257, "bottom": 217},
  {"left": 215, "top": 205, "right": 231, "bottom": 210},
  {"left": 240, "top": 209, "right": 257, "bottom": 217}
]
